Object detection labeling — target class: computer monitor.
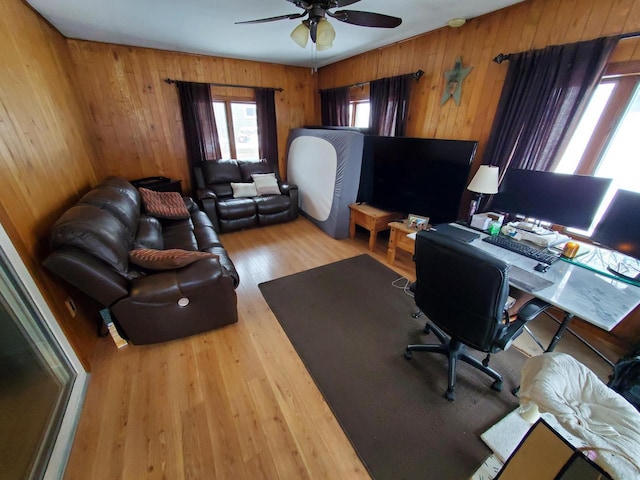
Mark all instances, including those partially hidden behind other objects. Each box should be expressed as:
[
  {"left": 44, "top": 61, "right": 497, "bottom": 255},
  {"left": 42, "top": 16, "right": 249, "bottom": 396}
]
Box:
[
  {"left": 492, "top": 169, "right": 612, "bottom": 230},
  {"left": 591, "top": 189, "right": 640, "bottom": 260}
]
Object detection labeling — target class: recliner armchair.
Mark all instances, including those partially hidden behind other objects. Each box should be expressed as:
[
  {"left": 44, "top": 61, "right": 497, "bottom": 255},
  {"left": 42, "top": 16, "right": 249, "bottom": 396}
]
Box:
[{"left": 405, "top": 230, "right": 550, "bottom": 401}]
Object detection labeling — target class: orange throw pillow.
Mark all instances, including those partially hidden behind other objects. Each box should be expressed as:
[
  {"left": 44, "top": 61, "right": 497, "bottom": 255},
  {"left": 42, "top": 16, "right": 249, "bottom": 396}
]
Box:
[
  {"left": 139, "top": 188, "right": 190, "bottom": 219},
  {"left": 130, "top": 248, "right": 218, "bottom": 270}
]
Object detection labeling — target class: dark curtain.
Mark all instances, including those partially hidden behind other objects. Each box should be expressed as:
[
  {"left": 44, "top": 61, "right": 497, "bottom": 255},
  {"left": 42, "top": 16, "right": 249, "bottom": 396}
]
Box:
[
  {"left": 484, "top": 36, "right": 618, "bottom": 180},
  {"left": 369, "top": 74, "right": 414, "bottom": 136},
  {"left": 320, "top": 87, "right": 350, "bottom": 126},
  {"left": 255, "top": 88, "right": 279, "bottom": 176},
  {"left": 176, "top": 81, "right": 221, "bottom": 195}
]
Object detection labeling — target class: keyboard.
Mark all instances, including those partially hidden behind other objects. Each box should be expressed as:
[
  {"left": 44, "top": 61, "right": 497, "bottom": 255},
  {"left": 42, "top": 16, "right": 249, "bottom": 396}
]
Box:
[{"left": 482, "top": 235, "right": 560, "bottom": 265}]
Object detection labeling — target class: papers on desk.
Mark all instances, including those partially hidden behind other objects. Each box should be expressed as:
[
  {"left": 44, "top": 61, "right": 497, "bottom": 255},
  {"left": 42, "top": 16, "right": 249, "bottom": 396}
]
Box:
[{"left": 407, "top": 232, "right": 417, "bottom": 240}]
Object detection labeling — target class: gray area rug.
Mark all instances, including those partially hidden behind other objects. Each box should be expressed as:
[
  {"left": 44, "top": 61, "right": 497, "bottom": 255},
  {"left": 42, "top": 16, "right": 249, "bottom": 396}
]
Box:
[{"left": 259, "top": 254, "right": 526, "bottom": 479}]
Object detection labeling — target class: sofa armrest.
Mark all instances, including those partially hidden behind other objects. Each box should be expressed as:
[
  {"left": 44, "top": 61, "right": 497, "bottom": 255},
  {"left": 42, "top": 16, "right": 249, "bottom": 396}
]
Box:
[
  {"left": 278, "top": 182, "right": 297, "bottom": 195},
  {"left": 196, "top": 187, "right": 217, "bottom": 201},
  {"left": 280, "top": 182, "right": 299, "bottom": 220},
  {"left": 42, "top": 246, "right": 129, "bottom": 307}
]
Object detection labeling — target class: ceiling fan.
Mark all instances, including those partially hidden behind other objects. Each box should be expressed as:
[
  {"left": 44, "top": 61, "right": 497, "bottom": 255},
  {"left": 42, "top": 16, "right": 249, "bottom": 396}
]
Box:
[{"left": 235, "top": 0, "right": 402, "bottom": 50}]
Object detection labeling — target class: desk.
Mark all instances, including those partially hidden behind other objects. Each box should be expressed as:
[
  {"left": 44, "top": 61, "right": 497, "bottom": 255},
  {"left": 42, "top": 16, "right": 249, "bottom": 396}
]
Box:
[
  {"left": 448, "top": 224, "right": 640, "bottom": 350},
  {"left": 349, "top": 204, "right": 399, "bottom": 251}
]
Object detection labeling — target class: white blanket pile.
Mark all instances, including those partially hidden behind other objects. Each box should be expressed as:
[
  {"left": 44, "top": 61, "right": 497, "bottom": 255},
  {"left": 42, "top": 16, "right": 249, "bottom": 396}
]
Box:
[{"left": 519, "top": 352, "right": 640, "bottom": 479}]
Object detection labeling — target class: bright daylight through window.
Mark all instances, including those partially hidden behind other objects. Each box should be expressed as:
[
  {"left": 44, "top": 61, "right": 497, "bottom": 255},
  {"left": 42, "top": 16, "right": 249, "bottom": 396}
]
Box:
[
  {"left": 554, "top": 67, "right": 640, "bottom": 234},
  {"left": 213, "top": 101, "right": 259, "bottom": 160},
  {"left": 349, "top": 101, "right": 370, "bottom": 128}
]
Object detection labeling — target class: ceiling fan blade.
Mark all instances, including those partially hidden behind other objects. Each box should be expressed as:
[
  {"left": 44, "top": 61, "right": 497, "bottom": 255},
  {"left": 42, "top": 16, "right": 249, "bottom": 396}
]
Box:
[
  {"left": 286, "top": 0, "right": 311, "bottom": 8},
  {"left": 329, "top": 10, "right": 402, "bottom": 28},
  {"left": 333, "top": 0, "right": 361, "bottom": 7},
  {"left": 235, "top": 12, "right": 306, "bottom": 25}
]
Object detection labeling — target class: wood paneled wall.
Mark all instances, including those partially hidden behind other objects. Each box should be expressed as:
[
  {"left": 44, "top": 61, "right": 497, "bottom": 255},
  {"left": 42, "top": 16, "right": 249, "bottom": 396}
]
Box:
[
  {"left": 67, "top": 41, "right": 318, "bottom": 190},
  {"left": 318, "top": 0, "right": 640, "bottom": 345},
  {"left": 320, "top": 0, "right": 640, "bottom": 167},
  {"left": 0, "top": 0, "right": 102, "bottom": 368}
]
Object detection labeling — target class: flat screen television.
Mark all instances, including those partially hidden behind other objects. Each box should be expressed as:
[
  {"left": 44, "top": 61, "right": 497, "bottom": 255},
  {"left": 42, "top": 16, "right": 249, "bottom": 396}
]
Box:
[
  {"left": 591, "top": 189, "right": 640, "bottom": 260},
  {"left": 358, "top": 136, "right": 477, "bottom": 224},
  {"left": 491, "top": 169, "right": 612, "bottom": 230}
]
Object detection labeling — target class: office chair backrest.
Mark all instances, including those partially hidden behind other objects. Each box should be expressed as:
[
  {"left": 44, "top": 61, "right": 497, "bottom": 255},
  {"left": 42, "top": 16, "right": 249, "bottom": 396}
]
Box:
[{"left": 414, "top": 230, "right": 510, "bottom": 351}]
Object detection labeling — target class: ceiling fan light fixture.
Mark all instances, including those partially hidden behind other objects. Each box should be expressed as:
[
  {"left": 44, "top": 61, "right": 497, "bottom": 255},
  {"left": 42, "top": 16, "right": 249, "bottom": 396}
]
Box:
[
  {"left": 447, "top": 18, "right": 466, "bottom": 28},
  {"left": 316, "top": 41, "right": 333, "bottom": 51},
  {"left": 316, "top": 18, "right": 336, "bottom": 46},
  {"left": 290, "top": 22, "right": 309, "bottom": 48}
]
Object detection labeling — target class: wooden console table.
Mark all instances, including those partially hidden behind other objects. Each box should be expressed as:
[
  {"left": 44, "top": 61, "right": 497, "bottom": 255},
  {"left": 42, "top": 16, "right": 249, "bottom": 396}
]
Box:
[
  {"left": 348, "top": 203, "right": 400, "bottom": 251},
  {"left": 387, "top": 221, "right": 426, "bottom": 264}
]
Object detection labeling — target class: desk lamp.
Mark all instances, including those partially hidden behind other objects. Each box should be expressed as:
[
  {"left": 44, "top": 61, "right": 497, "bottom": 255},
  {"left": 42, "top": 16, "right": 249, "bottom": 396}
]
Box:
[{"left": 467, "top": 165, "right": 499, "bottom": 223}]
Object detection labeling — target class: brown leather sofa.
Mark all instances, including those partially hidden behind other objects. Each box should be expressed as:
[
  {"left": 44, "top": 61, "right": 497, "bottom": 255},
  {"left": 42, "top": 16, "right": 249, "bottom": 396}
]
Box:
[
  {"left": 194, "top": 159, "right": 298, "bottom": 233},
  {"left": 43, "top": 176, "right": 239, "bottom": 345}
]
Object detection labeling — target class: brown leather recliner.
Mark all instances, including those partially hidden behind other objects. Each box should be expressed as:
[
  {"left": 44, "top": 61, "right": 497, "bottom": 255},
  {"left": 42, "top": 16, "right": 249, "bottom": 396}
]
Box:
[
  {"left": 43, "top": 176, "right": 239, "bottom": 345},
  {"left": 194, "top": 159, "right": 298, "bottom": 233}
]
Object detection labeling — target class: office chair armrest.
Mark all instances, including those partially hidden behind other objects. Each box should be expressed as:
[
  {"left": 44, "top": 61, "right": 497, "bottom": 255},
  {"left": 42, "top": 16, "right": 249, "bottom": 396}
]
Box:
[
  {"left": 494, "top": 299, "right": 551, "bottom": 351},
  {"left": 517, "top": 298, "right": 551, "bottom": 322}
]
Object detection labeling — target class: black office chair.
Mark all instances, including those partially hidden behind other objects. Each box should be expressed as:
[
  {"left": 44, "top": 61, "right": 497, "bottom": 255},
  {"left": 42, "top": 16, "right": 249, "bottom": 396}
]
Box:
[{"left": 405, "top": 230, "right": 550, "bottom": 401}]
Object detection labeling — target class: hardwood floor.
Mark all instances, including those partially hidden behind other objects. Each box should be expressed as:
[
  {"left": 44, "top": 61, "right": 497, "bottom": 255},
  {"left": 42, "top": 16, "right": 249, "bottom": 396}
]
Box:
[
  {"left": 63, "top": 217, "right": 620, "bottom": 479},
  {"left": 64, "top": 218, "right": 402, "bottom": 479}
]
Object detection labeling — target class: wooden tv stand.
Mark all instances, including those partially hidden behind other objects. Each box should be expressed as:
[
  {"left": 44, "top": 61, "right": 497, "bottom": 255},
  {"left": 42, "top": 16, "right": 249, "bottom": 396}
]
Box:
[
  {"left": 387, "top": 221, "right": 423, "bottom": 264},
  {"left": 348, "top": 203, "right": 400, "bottom": 251}
]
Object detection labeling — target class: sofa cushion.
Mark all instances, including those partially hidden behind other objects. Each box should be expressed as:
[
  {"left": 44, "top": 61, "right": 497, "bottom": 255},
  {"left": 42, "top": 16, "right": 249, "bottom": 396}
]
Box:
[
  {"left": 79, "top": 186, "right": 140, "bottom": 238},
  {"left": 252, "top": 173, "right": 281, "bottom": 195},
  {"left": 50, "top": 204, "right": 132, "bottom": 275},
  {"left": 98, "top": 176, "right": 141, "bottom": 205},
  {"left": 134, "top": 215, "right": 164, "bottom": 250},
  {"left": 129, "top": 248, "right": 218, "bottom": 270},
  {"left": 139, "top": 188, "right": 190, "bottom": 219},
  {"left": 239, "top": 159, "right": 272, "bottom": 182},
  {"left": 254, "top": 195, "right": 291, "bottom": 214},
  {"left": 231, "top": 182, "right": 258, "bottom": 198},
  {"left": 217, "top": 198, "right": 257, "bottom": 220},
  {"left": 202, "top": 159, "right": 242, "bottom": 185},
  {"left": 161, "top": 218, "right": 199, "bottom": 251}
]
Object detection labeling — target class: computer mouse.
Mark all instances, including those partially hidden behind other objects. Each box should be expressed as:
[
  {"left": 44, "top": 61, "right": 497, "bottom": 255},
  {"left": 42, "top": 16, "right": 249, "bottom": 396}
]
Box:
[{"left": 534, "top": 263, "right": 549, "bottom": 273}]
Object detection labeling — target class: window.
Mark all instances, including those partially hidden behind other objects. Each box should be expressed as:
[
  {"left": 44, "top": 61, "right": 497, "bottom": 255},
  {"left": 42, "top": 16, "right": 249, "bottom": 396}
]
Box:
[
  {"left": 553, "top": 63, "right": 640, "bottom": 234},
  {"left": 212, "top": 100, "right": 259, "bottom": 159},
  {"left": 349, "top": 101, "right": 370, "bottom": 128}
]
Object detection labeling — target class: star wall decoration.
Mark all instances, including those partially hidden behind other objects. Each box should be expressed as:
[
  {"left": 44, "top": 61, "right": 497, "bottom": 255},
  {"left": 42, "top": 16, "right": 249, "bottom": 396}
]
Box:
[{"left": 441, "top": 57, "right": 472, "bottom": 106}]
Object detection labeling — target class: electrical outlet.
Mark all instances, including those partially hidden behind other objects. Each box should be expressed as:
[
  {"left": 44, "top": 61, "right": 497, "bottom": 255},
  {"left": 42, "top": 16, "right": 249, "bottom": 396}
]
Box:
[{"left": 64, "top": 297, "right": 77, "bottom": 317}]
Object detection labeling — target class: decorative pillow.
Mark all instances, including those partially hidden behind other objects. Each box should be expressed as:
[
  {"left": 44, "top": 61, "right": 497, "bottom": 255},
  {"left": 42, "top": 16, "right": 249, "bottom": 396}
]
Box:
[
  {"left": 129, "top": 248, "right": 218, "bottom": 270},
  {"left": 252, "top": 173, "right": 281, "bottom": 195},
  {"left": 231, "top": 182, "right": 258, "bottom": 198},
  {"left": 138, "top": 188, "right": 190, "bottom": 219}
]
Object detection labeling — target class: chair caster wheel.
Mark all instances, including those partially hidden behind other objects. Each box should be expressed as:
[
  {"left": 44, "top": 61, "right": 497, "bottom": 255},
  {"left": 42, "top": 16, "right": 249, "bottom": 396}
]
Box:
[
  {"left": 445, "top": 389, "right": 455, "bottom": 401},
  {"left": 491, "top": 380, "right": 503, "bottom": 392},
  {"left": 404, "top": 350, "right": 413, "bottom": 360},
  {"left": 482, "top": 358, "right": 490, "bottom": 367},
  {"left": 422, "top": 324, "right": 431, "bottom": 334},
  {"left": 411, "top": 310, "right": 422, "bottom": 319}
]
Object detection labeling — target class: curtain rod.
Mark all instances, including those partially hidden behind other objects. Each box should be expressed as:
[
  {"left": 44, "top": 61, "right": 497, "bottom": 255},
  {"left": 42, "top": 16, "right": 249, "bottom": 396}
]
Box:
[
  {"left": 164, "top": 78, "right": 283, "bottom": 92},
  {"left": 320, "top": 69, "right": 425, "bottom": 91},
  {"left": 492, "top": 30, "right": 640, "bottom": 64}
]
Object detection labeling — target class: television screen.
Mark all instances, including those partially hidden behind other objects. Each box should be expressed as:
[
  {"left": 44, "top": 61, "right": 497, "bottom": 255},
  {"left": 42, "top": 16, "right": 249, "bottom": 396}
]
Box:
[
  {"left": 591, "top": 189, "right": 640, "bottom": 260},
  {"left": 492, "top": 169, "right": 612, "bottom": 230},
  {"left": 358, "top": 136, "right": 477, "bottom": 224}
]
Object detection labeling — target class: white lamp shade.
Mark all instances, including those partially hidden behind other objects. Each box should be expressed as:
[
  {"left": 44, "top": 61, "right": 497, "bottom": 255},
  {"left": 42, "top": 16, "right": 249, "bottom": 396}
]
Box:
[
  {"left": 290, "top": 22, "right": 309, "bottom": 48},
  {"left": 467, "top": 165, "right": 499, "bottom": 194},
  {"left": 316, "top": 19, "right": 336, "bottom": 46}
]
